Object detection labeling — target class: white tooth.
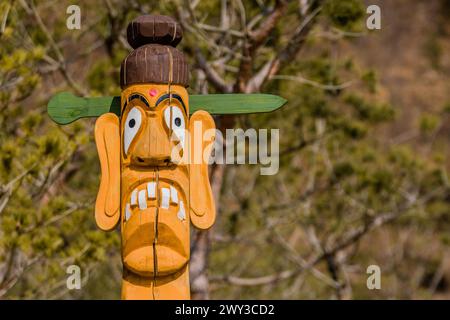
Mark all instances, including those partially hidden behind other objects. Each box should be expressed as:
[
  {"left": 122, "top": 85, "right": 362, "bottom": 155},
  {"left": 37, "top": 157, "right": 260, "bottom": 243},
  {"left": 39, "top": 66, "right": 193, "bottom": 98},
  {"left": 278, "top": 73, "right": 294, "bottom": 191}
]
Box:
[
  {"left": 125, "top": 203, "right": 131, "bottom": 221},
  {"left": 161, "top": 188, "right": 170, "bottom": 209},
  {"left": 147, "top": 182, "right": 156, "bottom": 199},
  {"left": 170, "top": 186, "right": 178, "bottom": 204},
  {"left": 177, "top": 201, "right": 186, "bottom": 221},
  {"left": 130, "top": 189, "right": 137, "bottom": 206},
  {"left": 138, "top": 190, "right": 147, "bottom": 210}
]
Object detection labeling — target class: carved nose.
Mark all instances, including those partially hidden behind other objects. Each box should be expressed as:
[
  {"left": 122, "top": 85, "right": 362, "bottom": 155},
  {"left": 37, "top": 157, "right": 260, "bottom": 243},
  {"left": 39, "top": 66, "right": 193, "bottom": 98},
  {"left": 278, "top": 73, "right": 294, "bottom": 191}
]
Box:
[
  {"left": 131, "top": 118, "right": 172, "bottom": 166},
  {"left": 133, "top": 155, "right": 171, "bottom": 166}
]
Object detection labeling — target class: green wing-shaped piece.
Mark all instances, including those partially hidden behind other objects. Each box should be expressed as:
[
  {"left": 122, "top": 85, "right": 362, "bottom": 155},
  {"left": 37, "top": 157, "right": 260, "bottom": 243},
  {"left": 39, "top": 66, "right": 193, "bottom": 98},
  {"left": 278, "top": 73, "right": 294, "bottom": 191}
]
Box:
[
  {"left": 47, "top": 92, "right": 121, "bottom": 125},
  {"left": 47, "top": 92, "right": 287, "bottom": 125},
  {"left": 189, "top": 94, "right": 286, "bottom": 115}
]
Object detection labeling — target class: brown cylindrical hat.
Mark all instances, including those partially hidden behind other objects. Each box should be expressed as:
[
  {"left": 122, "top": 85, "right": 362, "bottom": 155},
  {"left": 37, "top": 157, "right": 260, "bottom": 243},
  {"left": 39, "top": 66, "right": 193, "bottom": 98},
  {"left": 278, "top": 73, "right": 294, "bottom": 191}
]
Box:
[{"left": 120, "top": 15, "right": 189, "bottom": 88}]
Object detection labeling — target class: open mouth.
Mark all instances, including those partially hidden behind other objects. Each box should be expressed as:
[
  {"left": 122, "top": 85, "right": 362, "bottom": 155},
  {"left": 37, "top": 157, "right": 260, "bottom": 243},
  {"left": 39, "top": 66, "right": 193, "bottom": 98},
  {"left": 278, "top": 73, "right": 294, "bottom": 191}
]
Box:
[
  {"left": 123, "top": 180, "right": 186, "bottom": 222},
  {"left": 121, "top": 177, "right": 189, "bottom": 276}
]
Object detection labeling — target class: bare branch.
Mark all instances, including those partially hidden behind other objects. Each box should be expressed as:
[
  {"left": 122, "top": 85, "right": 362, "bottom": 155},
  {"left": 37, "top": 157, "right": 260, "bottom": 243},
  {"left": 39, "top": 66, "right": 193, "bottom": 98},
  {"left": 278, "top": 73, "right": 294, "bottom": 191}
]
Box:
[
  {"left": 271, "top": 74, "right": 355, "bottom": 91},
  {"left": 196, "top": 23, "right": 244, "bottom": 38},
  {"left": 0, "top": 255, "right": 42, "bottom": 297},
  {"left": 249, "top": 0, "right": 289, "bottom": 49},
  {"left": 248, "top": 5, "right": 322, "bottom": 92},
  {"left": 26, "top": 1, "right": 87, "bottom": 96},
  {"left": 0, "top": 1, "right": 11, "bottom": 37},
  {"left": 0, "top": 166, "right": 36, "bottom": 215},
  {"left": 235, "top": 0, "right": 289, "bottom": 92},
  {"left": 195, "top": 49, "right": 233, "bottom": 93},
  {"left": 211, "top": 191, "right": 441, "bottom": 287}
]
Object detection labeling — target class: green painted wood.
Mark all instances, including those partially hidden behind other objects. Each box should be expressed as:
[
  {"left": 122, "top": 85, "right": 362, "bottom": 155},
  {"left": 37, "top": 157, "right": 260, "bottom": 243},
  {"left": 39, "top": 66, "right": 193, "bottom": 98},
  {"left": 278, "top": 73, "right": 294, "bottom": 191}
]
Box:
[
  {"left": 189, "top": 94, "right": 287, "bottom": 115},
  {"left": 47, "top": 92, "right": 121, "bottom": 125},
  {"left": 47, "top": 92, "right": 287, "bottom": 125}
]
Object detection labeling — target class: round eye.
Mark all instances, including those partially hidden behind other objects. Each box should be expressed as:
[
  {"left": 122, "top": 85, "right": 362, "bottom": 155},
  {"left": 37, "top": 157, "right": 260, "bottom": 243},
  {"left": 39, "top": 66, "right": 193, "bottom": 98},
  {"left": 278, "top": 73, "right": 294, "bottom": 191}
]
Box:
[
  {"left": 124, "top": 107, "right": 142, "bottom": 154},
  {"left": 164, "top": 106, "right": 186, "bottom": 149},
  {"left": 164, "top": 106, "right": 185, "bottom": 130}
]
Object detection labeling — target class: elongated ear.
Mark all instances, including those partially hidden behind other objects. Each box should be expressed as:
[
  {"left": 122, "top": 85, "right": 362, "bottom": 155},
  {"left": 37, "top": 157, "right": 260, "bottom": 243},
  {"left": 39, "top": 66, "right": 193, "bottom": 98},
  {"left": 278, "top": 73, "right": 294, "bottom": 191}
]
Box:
[
  {"left": 189, "top": 111, "right": 216, "bottom": 230},
  {"left": 94, "top": 113, "right": 121, "bottom": 231}
]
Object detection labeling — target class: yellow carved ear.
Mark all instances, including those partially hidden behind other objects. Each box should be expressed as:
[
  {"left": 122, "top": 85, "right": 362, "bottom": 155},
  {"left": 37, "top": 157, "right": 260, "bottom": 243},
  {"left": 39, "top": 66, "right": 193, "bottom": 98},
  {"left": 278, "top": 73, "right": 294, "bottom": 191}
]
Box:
[
  {"left": 94, "top": 113, "right": 121, "bottom": 231},
  {"left": 189, "top": 110, "right": 216, "bottom": 230}
]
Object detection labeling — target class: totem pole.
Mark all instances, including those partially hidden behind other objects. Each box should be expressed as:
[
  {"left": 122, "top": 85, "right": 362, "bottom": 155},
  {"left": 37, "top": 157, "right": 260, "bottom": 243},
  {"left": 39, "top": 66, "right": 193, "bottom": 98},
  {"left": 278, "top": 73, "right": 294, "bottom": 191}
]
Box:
[{"left": 47, "top": 15, "right": 286, "bottom": 300}]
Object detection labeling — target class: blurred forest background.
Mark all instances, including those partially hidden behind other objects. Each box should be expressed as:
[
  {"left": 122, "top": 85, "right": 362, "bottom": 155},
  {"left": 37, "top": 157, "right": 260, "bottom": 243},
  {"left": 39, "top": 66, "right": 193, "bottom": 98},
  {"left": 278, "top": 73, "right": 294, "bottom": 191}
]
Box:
[{"left": 0, "top": 0, "right": 449, "bottom": 299}]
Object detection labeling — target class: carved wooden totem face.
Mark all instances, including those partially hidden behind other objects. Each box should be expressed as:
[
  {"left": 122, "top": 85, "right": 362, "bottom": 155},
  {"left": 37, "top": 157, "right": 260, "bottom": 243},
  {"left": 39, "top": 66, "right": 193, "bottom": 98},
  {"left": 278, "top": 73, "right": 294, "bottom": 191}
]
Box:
[
  {"left": 93, "top": 15, "right": 216, "bottom": 300},
  {"left": 120, "top": 84, "right": 191, "bottom": 278}
]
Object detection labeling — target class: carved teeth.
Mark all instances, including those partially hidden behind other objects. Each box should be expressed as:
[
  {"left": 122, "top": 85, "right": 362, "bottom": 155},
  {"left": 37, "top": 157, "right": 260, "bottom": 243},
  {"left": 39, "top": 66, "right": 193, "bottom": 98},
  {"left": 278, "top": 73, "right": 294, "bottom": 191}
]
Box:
[
  {"left": 125, "top": 203, "right": 131, "bottom": 221},
  {"left": 147, "top": 182, "right": 156, "bottom": 199},
  {"left": 130, "top": 189, "right": 137, "bottom": 206},
  {"left": 170, "top": 186, "right": 178, "bottom": 204},
  {"left": 177, "top": 201, "right": 185, "bottom": 221},
  {"left": 127, "top": 184, "right": 183, "bottom": 214},
  {"left": 161, "top": 188, "right": 170, "bottom": 209},
  {"left": 138, "top": 190, "right": 147, "bottom": 210}
]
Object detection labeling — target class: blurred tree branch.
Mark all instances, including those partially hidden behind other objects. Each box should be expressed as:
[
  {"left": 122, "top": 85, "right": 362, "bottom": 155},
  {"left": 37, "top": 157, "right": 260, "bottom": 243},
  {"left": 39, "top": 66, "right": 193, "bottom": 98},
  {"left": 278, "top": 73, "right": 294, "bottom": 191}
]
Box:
[{"left": 210, "top": 189, "right": 444, "bottom": 288}]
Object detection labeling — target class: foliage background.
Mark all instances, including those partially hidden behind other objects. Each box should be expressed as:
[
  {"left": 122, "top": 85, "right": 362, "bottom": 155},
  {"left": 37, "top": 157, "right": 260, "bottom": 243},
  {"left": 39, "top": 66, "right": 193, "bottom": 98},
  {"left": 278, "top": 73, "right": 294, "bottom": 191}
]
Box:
[{"left": 0, "top": 0, "right": 449, "bottom": 299}]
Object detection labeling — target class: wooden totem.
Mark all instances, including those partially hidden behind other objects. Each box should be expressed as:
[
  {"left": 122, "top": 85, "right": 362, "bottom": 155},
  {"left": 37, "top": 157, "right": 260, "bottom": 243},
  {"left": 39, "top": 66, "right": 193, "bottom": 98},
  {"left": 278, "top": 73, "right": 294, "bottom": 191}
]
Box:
[
  {"left": 47, "top": 14, "right": 286, "bottom": 300},
  {"left": 95, "top": 15, "right": 217, "bottom": 300}
]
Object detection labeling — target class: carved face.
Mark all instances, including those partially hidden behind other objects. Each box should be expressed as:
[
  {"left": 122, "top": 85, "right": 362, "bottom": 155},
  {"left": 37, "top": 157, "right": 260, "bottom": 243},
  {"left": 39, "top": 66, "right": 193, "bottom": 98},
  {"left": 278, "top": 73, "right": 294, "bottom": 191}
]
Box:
[{"left": 94, "top": 84, "right": 216, "bottom": 278}]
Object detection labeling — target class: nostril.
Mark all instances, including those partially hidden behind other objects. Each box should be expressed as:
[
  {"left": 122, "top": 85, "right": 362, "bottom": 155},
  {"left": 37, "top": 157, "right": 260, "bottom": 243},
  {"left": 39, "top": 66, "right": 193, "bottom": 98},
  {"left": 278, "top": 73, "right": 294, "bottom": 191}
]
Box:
[{"left": 134, "top": 156, "right": 170, "bottom": 166}]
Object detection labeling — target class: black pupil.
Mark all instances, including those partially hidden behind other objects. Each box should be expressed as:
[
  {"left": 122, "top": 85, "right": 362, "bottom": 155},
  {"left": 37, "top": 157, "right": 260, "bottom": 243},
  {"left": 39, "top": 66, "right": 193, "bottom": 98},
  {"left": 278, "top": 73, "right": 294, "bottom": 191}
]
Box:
[
  {"left": 174, "top": 117, "right": 181, "bottom": 127},
  {"left": 129, "top": 118, "right": 136, "bottom": 128}
]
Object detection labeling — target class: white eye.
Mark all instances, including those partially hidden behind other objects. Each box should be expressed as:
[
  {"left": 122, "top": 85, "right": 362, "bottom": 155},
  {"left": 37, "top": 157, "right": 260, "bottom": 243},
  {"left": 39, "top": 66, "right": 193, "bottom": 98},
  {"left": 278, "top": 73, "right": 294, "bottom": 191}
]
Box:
[
  {"left": 124, "top": 107, "right": 142, "bottom": 154},
  {"left": 164, "top": 106, "right": 185, "bottom": 130},
  {"left": 164, "top": 106, "right": 185, "bottom": 147}
]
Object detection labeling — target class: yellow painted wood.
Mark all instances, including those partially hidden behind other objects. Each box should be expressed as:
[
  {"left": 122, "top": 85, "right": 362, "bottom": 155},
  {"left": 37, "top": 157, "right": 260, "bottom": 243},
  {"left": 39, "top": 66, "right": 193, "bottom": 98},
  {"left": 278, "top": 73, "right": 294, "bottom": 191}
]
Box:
[
  {"left": 189, "top": 111, "right": 216, "bottom": 230},
  {"left": 95, "top": 84, "right": 216, "bottom": 299},
  {"left": 94, "top": 113, "right": 121, "bottom": 231}
]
